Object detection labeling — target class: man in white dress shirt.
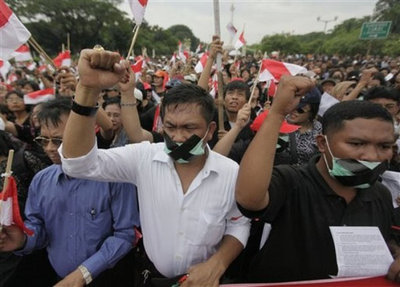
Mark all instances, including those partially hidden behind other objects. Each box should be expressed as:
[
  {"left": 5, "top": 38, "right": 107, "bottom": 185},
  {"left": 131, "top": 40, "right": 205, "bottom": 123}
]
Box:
[{"left": 60, "top": 49, "right": 249, "bottom": 287}]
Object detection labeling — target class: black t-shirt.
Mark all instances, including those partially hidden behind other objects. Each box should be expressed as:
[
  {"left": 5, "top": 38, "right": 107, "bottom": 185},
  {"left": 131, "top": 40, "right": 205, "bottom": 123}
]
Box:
[{"left": 238, "top": 155, "right": 394, "bottom": 283}]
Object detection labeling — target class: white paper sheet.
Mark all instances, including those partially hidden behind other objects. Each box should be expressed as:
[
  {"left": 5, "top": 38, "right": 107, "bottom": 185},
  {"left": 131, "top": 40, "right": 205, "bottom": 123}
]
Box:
[{"left": 329, "top": 226, "right": 393, "bottom": 278}]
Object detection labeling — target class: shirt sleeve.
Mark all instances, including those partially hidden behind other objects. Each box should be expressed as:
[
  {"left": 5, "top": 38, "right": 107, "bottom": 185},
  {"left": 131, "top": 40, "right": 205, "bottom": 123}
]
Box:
[
  {"left": 80, "top": 182, "right": 139, "bottom": 279},
  {"left": 14, "top": 176, "right": 48, "bottom": 255},
  {"left": 59, "top": 141, "right": 152, "bottom": 185},
  {"left": 224, "top": 202, "right": 251, "bottom": 247}
]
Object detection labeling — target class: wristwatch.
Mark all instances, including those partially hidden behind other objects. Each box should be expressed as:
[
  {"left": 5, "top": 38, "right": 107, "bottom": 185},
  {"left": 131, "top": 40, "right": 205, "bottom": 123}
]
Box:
[
  {"left": 78, "top": 265, "right": 93, "bottom": 285},
  {"left": 71, "top": 101, "right": 99, "bottom": 117}
]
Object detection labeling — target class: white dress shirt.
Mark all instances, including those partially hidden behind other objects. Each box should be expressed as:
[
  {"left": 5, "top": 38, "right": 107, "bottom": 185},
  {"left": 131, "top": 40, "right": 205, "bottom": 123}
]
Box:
[{"left": 60, "top": 142, "right": 250, "bottom": 277}]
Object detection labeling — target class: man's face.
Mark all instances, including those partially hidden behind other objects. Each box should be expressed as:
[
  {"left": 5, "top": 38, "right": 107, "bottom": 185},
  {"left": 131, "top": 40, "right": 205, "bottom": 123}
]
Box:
[
  {"left": 105, "top": 103, "right": 122, "bottom": 131},
  {"left": 153, "top": 76, "right": 163, "bottom": 87},
  {"left": 369, "top": 98, "right": 399, "bottom": 117},
  {"left": 40, "top": 114, "right": 68, "bottom": 164},
  {"left": 322, "top": 82, "right": 335, "bottom": 94},
  {"left": 162, "top": 103, "right": 215, "bottom": 144},
  {"left": 224, "top": 89, "right": 247, "bottom": 113},
  {"left": 319, "top": 118, "right": 395, "bottom": 168}
]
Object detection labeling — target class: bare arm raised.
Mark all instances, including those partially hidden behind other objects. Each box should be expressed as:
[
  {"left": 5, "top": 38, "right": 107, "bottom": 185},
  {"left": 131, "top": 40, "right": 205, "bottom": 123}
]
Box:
[
  {"left": 235, "top": 76, "right": 314, "bottom": 211},
  {"left": 62, "top": 49, "right": 129, "bottom": 158}
]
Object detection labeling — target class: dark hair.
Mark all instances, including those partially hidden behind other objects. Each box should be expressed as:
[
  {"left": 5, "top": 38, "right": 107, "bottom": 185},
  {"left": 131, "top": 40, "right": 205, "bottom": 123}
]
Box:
[
  {"left": 0, "top": 131, "right": 22, "bottom": 157},
  {"left": 364, "top": 87, "right": 399, "bottom": 103},
  {"left": 37, "top": 98, "right": 72, "bottom": 127},
  {"left": 102, "top": 96, "right": 121, "bottom": 109},
  {"left": 160, "top": 83, "right": 216, "bottom": 124},
  {"left": 371, "top": 72, "right": 386, "bottom": 86},
  {"left": 17, "top": 79, "right": 40, "bottom": 91},
  {"left": 5, "top": 90, "right": 24, "bottom": 100},
  {"left": 224, "top": 80, "right": 251, "bottom": 100},
  {"left": 322, "top": 100, "right": 393, "bottom": 135}
]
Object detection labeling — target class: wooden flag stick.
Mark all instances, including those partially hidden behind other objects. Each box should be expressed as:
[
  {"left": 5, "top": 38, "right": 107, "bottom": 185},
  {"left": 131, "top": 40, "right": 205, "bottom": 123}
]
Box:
[
  {"left": 248, "top": 60, "right": 264, "bottom": 105},
  {"left": 67, "top": 33, "right": 70, "bottom": 51},
  {"left": 126, "top": 24, "right": 140, "bottom": 59},
  {"left": 0, "top": 149, "right": 15, "bottom": 233},
  {"left": 213, "top": 0, "right": 224, "bottom": 129},
  {"left": 28, "top": 37, "right": 56, "bottom": 69}
]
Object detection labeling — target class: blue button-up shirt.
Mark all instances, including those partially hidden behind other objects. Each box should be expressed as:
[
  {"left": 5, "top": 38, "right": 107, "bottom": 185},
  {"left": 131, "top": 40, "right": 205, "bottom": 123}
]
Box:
[{"left": 16, "top": 164, "right": 139, "bottom": 279}]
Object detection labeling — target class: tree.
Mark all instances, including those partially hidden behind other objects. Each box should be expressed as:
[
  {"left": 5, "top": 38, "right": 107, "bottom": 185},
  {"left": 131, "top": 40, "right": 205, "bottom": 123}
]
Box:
[
  {"left": 167, "top": 25, "right": 200, "bottom": 51},
  {"left": 374, "top": 0, "right": 400, "bottom": 34}
]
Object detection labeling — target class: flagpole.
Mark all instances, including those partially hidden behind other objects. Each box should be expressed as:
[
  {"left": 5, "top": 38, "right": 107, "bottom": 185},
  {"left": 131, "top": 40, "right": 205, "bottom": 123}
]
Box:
[
  {"left": 67, "top": 33, "right": 70, "bottom": 51},
  {"left": 213, "top": 0, "right": 224, "bottom": 130},
  {"left": 28, "top": 37, "right": 56, "bottom": 69},
  {"left": 248, "top": 59, "right": 264, "bottom": 105},
  {"left": 0, "top": 149, "right": 15, "bottom": 233},
  {"left": 127, "top": 24, "right": 140, "bottom": 59}
]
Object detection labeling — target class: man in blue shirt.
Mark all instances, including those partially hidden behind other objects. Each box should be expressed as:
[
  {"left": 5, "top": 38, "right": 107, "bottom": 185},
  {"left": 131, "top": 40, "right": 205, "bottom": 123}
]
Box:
[{"left": 0, "top": 98, "right": 139, "bottom": 286}]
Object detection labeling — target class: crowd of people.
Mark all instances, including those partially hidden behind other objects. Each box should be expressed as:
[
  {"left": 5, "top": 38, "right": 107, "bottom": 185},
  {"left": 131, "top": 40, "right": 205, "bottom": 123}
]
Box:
[{"left": 0, "top": 36, "right": 399, "bottom": 287}]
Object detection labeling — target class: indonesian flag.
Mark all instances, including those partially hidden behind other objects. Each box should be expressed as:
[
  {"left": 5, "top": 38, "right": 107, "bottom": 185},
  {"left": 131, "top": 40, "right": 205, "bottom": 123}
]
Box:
[
  {"left": 194, "top": 52, "right": 208, "bottom": 74},
  {"left": 6, "top": 72, "right": 17, "bottom": 84},
  {"left": 0, "top": 59, "right": 11, "bottom": 80},
  {"left": 10, "top": 44, "right": 32, "bottom": 62},
  {"left": 128, "top": 0, "right": 148, "bottom": 25},
  {"left": 234, "top": 31, "right": 246, "bottom": 50},
  {"left": 131, "top": 57, "right": 143, "bottom": 80},
  {"left": 25, "top": 61, "right": 36, "bottom": 71},
  {"left": 0, "top": 0, "right": 31, "bottom": 60},
  {"left": 267, "top": 80, "right": 277, "bottom": 97},
  {"left": 259, "top": 59, "right": 307, "bottom": 82},
  {"left": 24, "top": 88, "right": 55, "bottom": 105},
  {"left": 226, "top": 22, "right": 237, "bottom": 38},
  {"left": 195, "top": 43, "right": 202, "bottom": 54},
  {"left": 170, "top": 52, "right": 176, "bottom": 65},
  {"left": 209, "top": 73, "right": 218, "bottom": 98},
  {"left": 53, "top": 51, "right": 71, "bottom": 68},
  {"left": 178, "top": 41, "right": 188, "bottom": 63},
  {"left": 0, "top": 176, "right": 34, "bottom": 236}
]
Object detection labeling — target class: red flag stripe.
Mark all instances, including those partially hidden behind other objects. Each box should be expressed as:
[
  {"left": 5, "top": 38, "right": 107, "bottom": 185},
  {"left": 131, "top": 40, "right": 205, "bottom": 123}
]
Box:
[
  {"left": 138, "top": 0, "right": 148, "bottom": 6},
  {"left": 26, "top": 88, "right": 55, "bottom": 99},
  {"left": 0, "top": 0, "right": 12, "bottom": 27},
  {"left": 15, "top": 44, "right": 29, "bottom": 52},
  {"left": 262, "top": 59, "right": 291, "bottom": 80}
]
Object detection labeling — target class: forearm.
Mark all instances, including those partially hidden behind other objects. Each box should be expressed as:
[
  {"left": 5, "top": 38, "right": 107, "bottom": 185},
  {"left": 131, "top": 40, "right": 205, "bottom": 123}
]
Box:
[
  {"left": 62, "top": 83, "right": 98, "bottom": 158},
  {"left": 343, "top": 83, "right": 365, "bottom": 101},
  {"left": 236, "top": 110, "right": 284, "bottom": 210},
  {"left": 121, "top": 93, "right": 153, "bottom": 143},
  {"left": 4, "top": 121, "right": 18, "bottom": 136},
  {"left": 213, "top": 126, "right": 241, "bottom": 156},
  {"left": 207, "top": 235, "right": 244, "bottom": 276}
]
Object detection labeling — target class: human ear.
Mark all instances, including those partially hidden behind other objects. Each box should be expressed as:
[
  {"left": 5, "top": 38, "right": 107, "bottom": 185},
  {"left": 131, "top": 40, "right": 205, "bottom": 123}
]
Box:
[{"left": 316, "top": 134, "right": 327, "bottom": 153}]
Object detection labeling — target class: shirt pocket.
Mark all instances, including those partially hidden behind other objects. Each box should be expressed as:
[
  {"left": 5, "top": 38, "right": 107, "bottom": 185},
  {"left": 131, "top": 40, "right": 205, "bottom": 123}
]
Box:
[
  {"left": 83, "top": 208, "right": 112, "bottom": 245},
  {"left": 186, "top": 211, "right": 225, "bottom": 246}
]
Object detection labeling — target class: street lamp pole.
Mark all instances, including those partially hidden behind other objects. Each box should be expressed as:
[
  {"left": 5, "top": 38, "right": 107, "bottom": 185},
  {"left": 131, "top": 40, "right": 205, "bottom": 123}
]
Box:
[{"left": 317, "top": 16, "right": 338, "bottom": 33}]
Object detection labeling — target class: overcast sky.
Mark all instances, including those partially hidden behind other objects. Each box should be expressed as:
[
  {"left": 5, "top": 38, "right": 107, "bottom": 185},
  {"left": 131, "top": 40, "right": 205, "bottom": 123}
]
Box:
[{"left": 118, "top": 0, "right": 378, "bottom": 45}]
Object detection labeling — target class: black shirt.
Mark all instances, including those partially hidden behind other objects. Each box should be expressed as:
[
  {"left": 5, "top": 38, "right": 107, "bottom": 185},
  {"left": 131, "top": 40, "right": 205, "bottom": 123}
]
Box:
[{"left": 238, "top": 155, "right": 394, "bottom": 283}]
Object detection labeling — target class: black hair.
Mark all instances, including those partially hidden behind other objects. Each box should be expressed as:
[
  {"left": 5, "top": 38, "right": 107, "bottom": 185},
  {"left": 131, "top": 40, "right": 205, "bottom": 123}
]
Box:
[
  {"left": 322, "top": 100, "right": 393, "bottom": 135},
  {"left": 17, "top": 79, "right": 40, "bottom": 91},
  {"left": 5, "top": 90, "right": 24, "bottom": 100},
  {"left": 102, "top": 96, "right": 121, "bottom": 109},
  {"left": 364, "top": 87, "right": 399, "bottom": 103},
  {"left": 371, "top": 72, "right": 386, "bottom": 86},
  {"left": 0, "top": 131, "right": 22, "bottom": 157},
  {"left": 160, "top": 83, "right": 216, "bottom": 124},
  {"left": 37, "top": 98, "right": 72, "bottom": 128},
  {"left": 224, "top": 80, "right": 251, "bottom": 100}
]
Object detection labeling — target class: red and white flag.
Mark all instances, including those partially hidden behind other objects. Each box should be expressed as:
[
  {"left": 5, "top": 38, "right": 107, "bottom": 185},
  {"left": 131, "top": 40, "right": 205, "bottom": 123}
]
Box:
[
  {"left": 170, "top": 52, "right": 176, "bottom": 65},
  {"left": 24, "top": 88, "right": 55, "bottom": 105},
  {"left": 259, "top": 59, "right": 307, "bottom": 82},
  {"left": 0, "top": 176, "right": 34, "bottom": 236},
  {"left": 234, "top": 31, "right": 246, "bottom": 50},
  {"left": 178, "top": 41, "right": 189, "bottom": 63},
  {"left": 195, "top": 43, "right": 202, "bottom": 54},
  {"left": 25, "top": 61, "right": 36, "bottom": 71},
  {"left": 194, "top": 52, "right": 208, "bottom": 74},
  {"left": 0, "top": 59, "right": 11, "bottom": 80},
  {"left": 10, "top": 44, "right": 32, "bottom": 62},
  {"left": 0, "top": 0, "right": 31, "bottom": 60},
  {"left": 209, "top": 73, "right": 218, "bottom": 98},
  {"left": 226, "top": 22, "right": 237, "bottom": 38},
  {"left": 128, "top": 0, "right": 148, "bottom": 25},
  {"left": 131, "top": 57, "right": 143, "bottom": 80},
  {"left": 53, "top": 51, "right": 71, "bottom": 68},
  {"left": 6, "top": 72, "right": 17, "bottom": 84}
]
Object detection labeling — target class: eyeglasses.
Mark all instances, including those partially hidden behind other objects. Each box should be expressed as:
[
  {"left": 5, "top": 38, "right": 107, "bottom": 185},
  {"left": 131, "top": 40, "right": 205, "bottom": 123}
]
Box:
[{"left": 34, "top": 136, "right": 63, "bottom": 147}]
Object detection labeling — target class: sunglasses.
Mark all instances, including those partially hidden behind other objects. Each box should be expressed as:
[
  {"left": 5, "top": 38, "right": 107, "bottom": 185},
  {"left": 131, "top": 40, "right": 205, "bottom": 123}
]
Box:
[{"left": 34, "top": 136, "right": 63, "bottom": 147}]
